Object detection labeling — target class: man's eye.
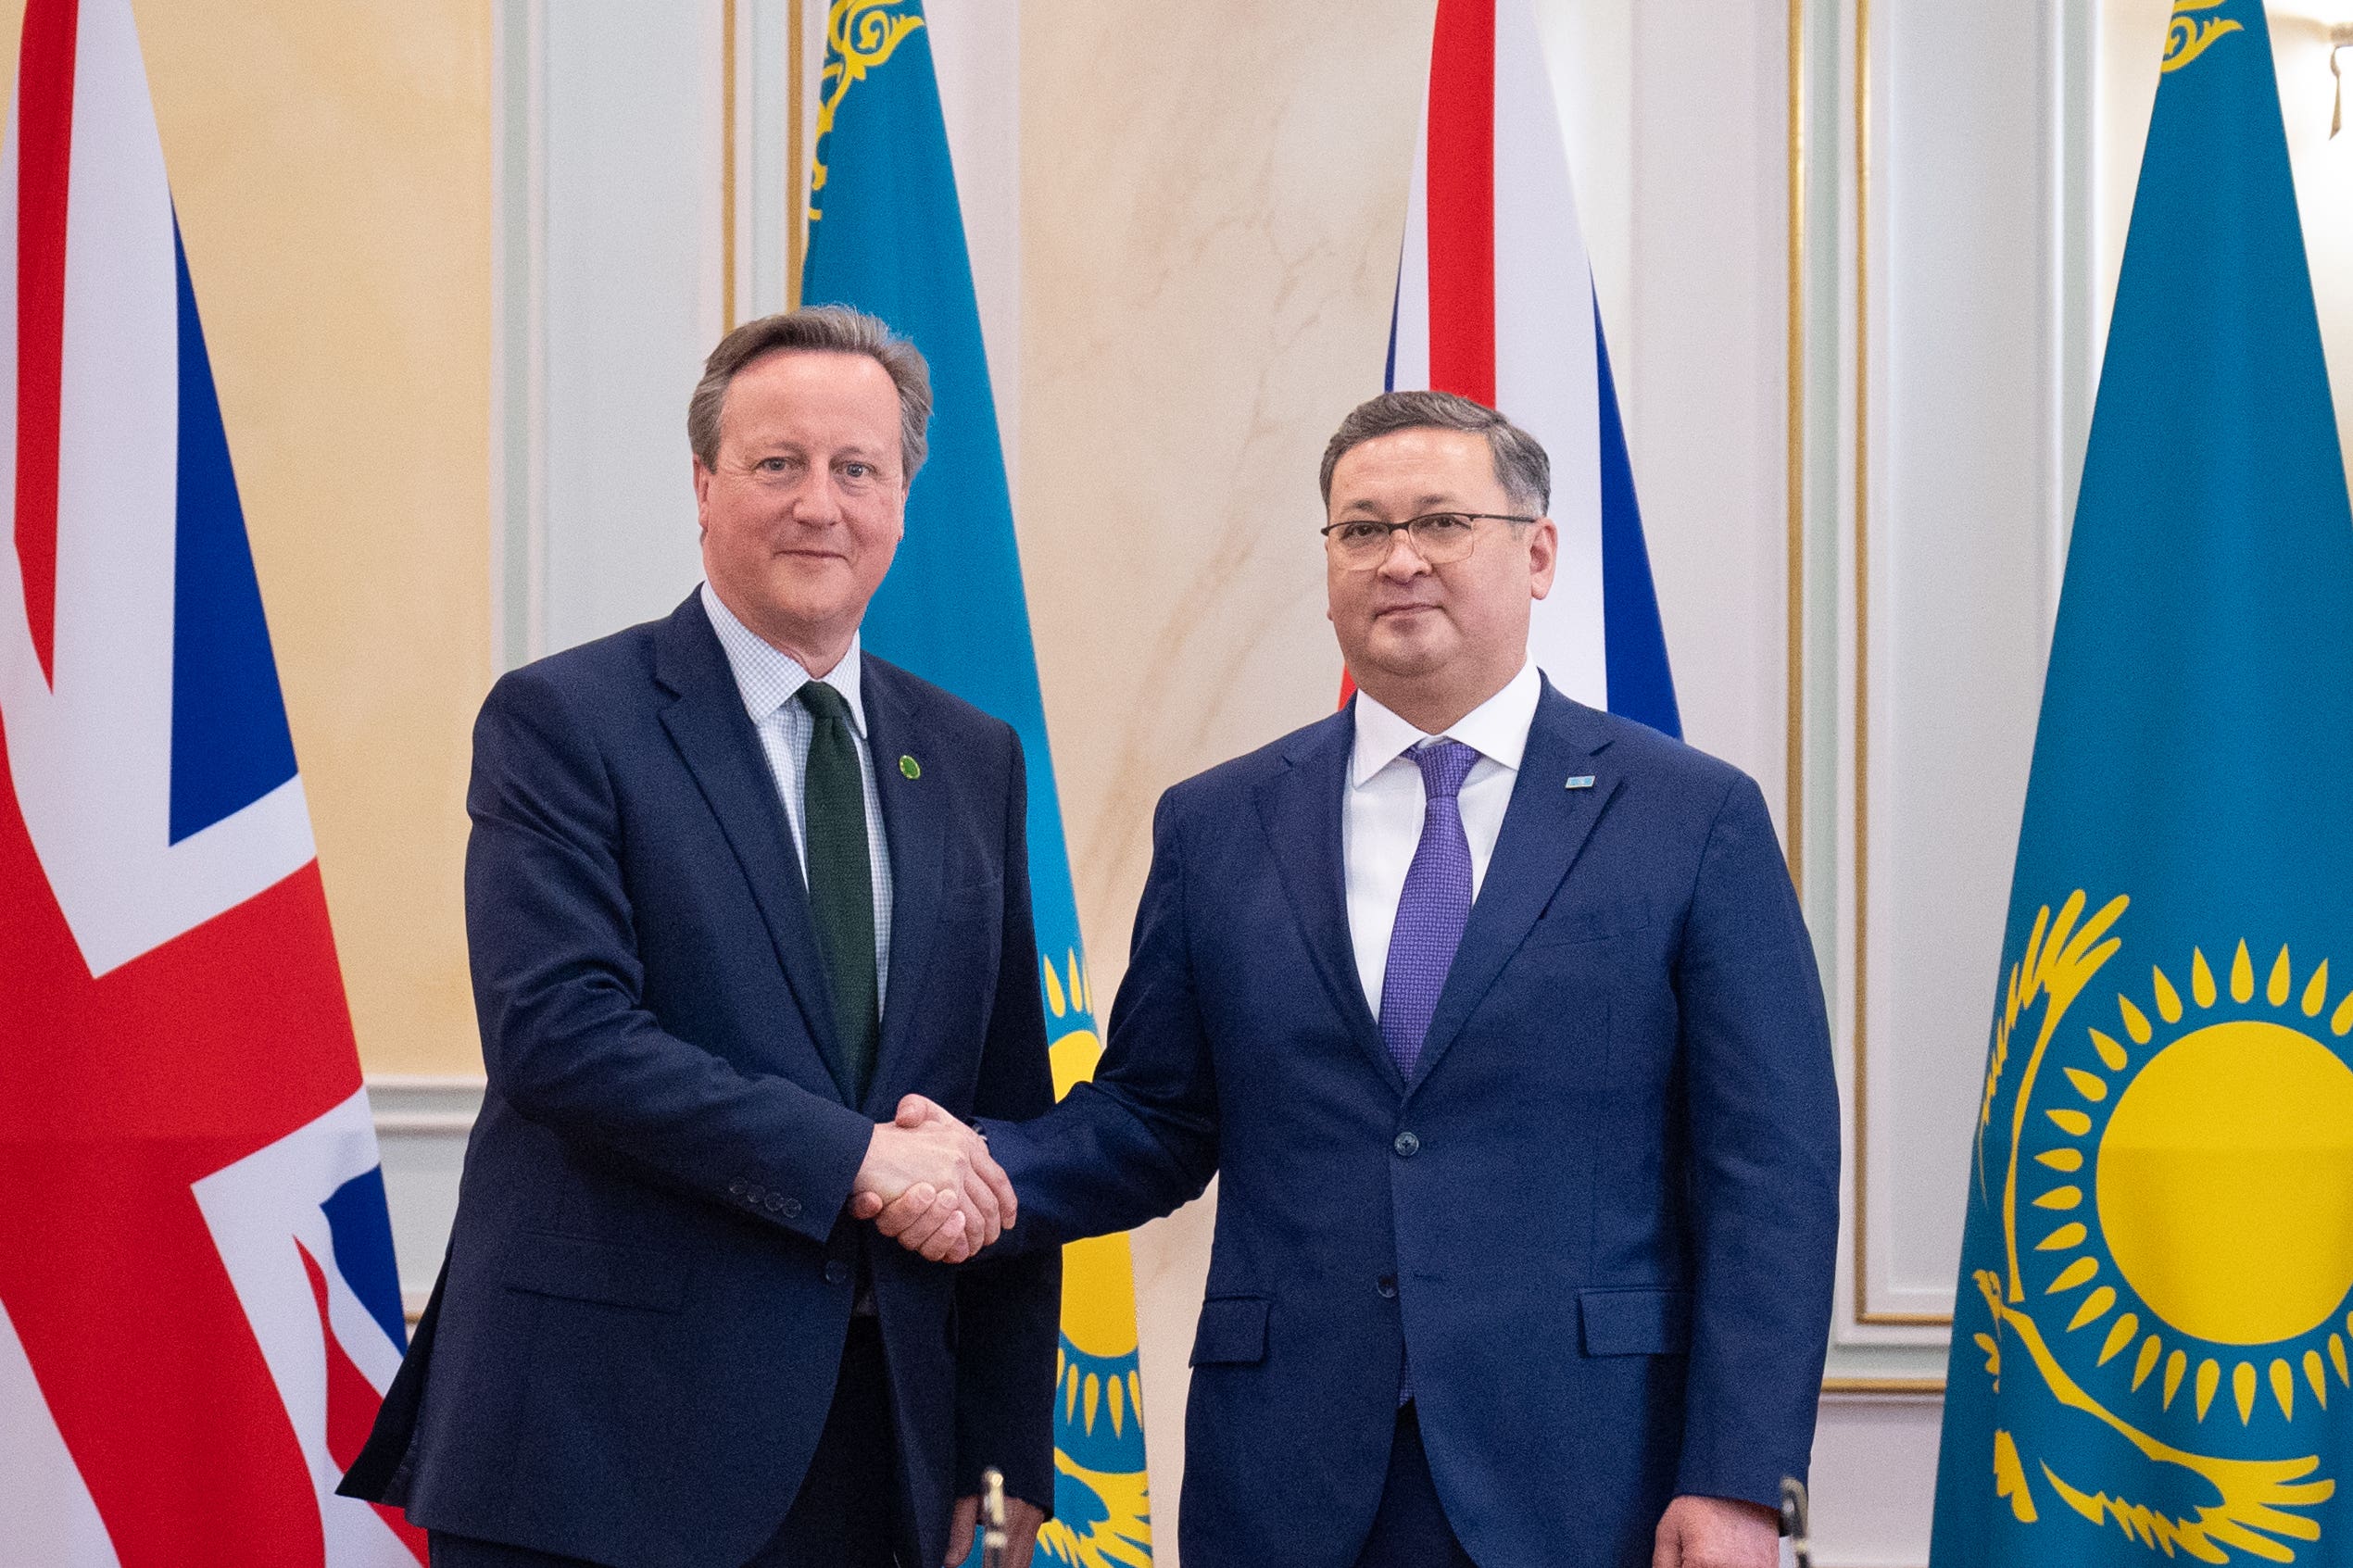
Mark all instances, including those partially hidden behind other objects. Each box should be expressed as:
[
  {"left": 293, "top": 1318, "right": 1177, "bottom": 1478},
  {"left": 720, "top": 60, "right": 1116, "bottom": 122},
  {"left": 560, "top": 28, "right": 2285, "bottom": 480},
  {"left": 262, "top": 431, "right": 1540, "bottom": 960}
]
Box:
[
  {"left": 1417, "top": 513, "right": 1473, "bottom": 536},
  {"left": 841, "top": 463, "right": 873, "bottom": 480},
  {"left": 1339, "top": 521, "right": 1390, "bottom": 544}
]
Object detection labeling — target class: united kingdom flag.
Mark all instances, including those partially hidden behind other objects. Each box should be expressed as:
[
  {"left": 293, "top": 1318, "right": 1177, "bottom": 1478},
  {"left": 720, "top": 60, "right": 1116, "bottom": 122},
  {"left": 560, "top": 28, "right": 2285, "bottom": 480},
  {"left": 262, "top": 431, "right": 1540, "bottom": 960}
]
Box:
[{"left": 0, "top": 1, "right": 423, "bottom": 1563}]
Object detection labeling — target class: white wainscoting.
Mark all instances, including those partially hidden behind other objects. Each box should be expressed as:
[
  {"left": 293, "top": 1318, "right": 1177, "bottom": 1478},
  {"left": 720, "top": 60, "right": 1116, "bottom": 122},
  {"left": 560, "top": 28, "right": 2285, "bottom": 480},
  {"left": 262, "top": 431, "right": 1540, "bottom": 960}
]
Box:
[
  {"left": 369, "top": 1077, "right": 1940, "bottom": 1565},
  {"left": 371, "top": 1075, "right": 483, "bottom": 1321}
]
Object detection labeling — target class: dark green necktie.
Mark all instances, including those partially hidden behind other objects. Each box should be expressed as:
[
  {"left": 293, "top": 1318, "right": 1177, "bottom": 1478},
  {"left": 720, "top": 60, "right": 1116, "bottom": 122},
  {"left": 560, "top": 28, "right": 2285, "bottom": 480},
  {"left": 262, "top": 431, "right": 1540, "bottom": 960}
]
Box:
[{"left": 797, "top": 681, "right": 878, "bottom": 1102}]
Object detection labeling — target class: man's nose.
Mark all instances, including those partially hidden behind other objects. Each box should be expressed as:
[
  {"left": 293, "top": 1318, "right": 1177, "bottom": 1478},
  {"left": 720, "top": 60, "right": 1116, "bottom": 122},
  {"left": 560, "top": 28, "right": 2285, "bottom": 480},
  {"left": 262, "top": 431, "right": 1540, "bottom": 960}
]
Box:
[
  {"left": 1377, "top": 528, "right": 1432, "bottom": 579},
  {"left": 786, "top": 472, "right": 846, "bottom": 524}
]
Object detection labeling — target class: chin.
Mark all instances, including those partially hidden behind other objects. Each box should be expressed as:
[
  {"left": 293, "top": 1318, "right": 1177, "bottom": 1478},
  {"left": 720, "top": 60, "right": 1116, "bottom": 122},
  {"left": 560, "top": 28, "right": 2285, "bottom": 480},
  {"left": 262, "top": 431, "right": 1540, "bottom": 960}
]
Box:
[{"left": 1359, "top": 630, "right": 1453, "bottom": 681}]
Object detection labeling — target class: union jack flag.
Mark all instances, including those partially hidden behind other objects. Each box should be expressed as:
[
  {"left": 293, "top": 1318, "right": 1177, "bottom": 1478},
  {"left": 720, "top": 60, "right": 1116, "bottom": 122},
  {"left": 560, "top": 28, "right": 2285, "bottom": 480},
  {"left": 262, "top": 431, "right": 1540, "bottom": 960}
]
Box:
[{"left": 0, "top": 1, "right": 422, "bottom": 1562}]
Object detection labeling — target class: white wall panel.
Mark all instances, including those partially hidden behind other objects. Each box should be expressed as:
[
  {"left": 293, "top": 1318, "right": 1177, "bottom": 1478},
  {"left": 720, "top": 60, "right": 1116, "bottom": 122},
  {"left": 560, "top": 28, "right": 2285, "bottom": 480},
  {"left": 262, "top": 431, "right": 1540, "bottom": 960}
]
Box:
[
  {"left": 538, "top": 3, "right": 722, "bottom": 657},
  {"left": 1851, "top": 0, "right": 2066, "bottom": 1327}
]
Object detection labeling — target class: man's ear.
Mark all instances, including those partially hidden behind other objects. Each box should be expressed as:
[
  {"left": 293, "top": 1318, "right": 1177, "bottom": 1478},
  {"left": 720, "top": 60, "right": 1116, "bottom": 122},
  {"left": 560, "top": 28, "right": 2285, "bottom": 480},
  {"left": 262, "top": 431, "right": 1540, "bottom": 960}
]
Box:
[
  {"left": 1527, "top": 516, "right": 1560, "bottom": 601},
  {"left": 692, "top": 457, "right": 713, "bottom": 529}
]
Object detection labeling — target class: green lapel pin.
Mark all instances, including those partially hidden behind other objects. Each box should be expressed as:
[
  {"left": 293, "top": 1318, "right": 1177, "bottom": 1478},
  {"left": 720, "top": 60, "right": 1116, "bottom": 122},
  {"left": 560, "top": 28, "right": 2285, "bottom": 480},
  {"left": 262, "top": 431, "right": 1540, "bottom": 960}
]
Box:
[{"left": 900, "top": 754, "right": 921, "bottom": 780}]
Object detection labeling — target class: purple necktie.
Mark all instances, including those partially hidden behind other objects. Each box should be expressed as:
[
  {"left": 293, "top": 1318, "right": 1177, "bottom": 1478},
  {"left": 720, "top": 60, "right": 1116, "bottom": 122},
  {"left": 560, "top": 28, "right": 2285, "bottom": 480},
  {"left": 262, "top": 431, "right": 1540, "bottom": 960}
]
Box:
[{"left": 1378, "top": 738, "right": 1479, "bottom": 1080}]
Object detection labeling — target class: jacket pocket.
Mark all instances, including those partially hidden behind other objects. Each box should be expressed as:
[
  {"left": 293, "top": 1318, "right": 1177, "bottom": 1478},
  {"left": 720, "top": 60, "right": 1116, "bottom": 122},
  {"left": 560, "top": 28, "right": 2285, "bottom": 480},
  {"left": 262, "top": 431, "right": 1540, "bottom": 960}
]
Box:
[
  {"left": 1189, "top": 1296, "right": 1270, "bottom": 1366},
  {"left": 1578, "top": 1286, "right": 1692, "bottom": 1356},
  {"left": 505, "top": 1233, "right": 688, "bottom": 1313},
  {"left": 1526, "top": 898, "right": 1652, "bottom": 948}
]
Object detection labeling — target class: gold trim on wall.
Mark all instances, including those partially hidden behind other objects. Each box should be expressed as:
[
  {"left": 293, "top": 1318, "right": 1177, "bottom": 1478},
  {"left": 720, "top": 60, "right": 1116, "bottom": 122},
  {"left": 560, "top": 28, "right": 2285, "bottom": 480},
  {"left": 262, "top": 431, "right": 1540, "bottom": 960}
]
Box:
[
  {"left": 788, "top": 0, "right": 806, "bottom": 307},
  {"left": 1820, "top": 1375, "right": 1945, "bottom": 1397}
]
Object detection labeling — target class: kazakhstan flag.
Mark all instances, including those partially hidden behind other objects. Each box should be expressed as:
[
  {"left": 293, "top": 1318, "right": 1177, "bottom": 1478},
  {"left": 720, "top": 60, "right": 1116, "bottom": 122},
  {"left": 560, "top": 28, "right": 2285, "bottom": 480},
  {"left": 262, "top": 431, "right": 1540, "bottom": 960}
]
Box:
[
  {"left": 1930, "top": 4, "right": 2353, "bottom": 1563},
  {"left": 802, "top": 6, "right": 1151, "bottom": 1564}
]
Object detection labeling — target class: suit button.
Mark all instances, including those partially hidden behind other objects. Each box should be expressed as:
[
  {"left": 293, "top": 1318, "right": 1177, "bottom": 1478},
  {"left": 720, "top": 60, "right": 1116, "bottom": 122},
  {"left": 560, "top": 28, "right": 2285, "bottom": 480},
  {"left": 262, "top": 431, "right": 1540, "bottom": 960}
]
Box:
[
  {"left": 1376, "top": 1274, "right": 1397, "bottom": 1299},
  {"left": 728, "top": 1179, "right": 748, "bottom": 1197},
  {"left": 1393, "top": 1131, "right": 1420, "bottom": 1158},
  {"left": 781, "top": 1197, "right": 803, "bottom": 1220},
  {"left": 746, "top": 1184, "right": 766, "bottom": 1203},
  {"left": 825, "top": 1261, "right": 851, "bottom": 1286},
  {"left": 765, "top": 1195, "right": 785, "bottom": 1213}
]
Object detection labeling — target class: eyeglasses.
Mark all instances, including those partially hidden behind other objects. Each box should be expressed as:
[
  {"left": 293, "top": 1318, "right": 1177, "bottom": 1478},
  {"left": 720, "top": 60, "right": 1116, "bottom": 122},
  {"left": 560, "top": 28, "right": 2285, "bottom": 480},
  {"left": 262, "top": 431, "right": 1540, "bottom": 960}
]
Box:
[{"left": 1318, "top": 511, "right": 1538, "bottom": 569}]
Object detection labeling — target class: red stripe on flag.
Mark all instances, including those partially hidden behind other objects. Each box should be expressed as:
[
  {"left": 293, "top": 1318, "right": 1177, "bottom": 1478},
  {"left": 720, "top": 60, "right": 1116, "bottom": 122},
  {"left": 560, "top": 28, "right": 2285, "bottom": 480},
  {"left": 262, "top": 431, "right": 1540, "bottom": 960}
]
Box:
[
  {"left": 1424, "top": 0, "right": 1495, "bottom": 408},
  {"left": 300, "top": 1245, "right": 431, "bottom": 1562},
  {"left": 15, "top": 0, "right": 77, "bottom": 687}
]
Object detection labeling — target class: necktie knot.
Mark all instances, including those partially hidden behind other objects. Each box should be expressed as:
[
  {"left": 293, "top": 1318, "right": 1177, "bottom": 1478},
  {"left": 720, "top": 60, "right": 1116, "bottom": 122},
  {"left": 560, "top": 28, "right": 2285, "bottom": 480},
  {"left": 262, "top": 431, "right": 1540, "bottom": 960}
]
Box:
[
  {"left": 798, "top": 679, "right": 852, "bottom": 729},
  {"left": 1413, "top": 738, "right": 1478, "bottom": 802}
]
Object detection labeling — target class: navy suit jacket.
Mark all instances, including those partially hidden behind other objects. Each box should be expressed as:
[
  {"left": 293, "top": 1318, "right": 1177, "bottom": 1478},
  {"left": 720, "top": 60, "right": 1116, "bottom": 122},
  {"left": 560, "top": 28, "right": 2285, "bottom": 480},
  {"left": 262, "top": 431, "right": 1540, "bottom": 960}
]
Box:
[
  {"left": 340, "top": 592, "right": 1060, "bottom": 1568},
  {"left": 984, "top": 684, "right": 1838, "bottom": 1568}
]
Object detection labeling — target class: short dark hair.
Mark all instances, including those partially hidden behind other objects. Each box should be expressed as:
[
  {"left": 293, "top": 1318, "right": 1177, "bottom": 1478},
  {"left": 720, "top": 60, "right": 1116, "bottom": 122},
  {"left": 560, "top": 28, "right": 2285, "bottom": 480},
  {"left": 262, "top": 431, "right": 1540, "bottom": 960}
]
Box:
[
  {"left": 687, "top": 305, "right": 933, "bottom": 478},
  {"left": 1318, "top": 390, "right": 1550, "bottom": 513}
]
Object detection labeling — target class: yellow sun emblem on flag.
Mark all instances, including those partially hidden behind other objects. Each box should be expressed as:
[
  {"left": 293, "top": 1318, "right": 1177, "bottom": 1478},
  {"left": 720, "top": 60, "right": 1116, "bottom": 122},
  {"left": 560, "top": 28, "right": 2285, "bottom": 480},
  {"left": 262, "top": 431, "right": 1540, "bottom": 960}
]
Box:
[{"left": 1969, "top": 891, "right": 2353, "bottom": 1561}]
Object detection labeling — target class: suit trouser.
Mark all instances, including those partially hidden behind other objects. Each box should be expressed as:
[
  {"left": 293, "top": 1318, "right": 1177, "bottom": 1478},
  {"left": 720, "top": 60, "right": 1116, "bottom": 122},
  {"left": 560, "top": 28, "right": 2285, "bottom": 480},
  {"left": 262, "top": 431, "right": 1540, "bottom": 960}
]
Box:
[
  {"left": 426, "top": 1318, "right": 916, "bottom": 1568},
  {"left": 1352, "top": 1403, "right": 1478, "bottom": 1568}
]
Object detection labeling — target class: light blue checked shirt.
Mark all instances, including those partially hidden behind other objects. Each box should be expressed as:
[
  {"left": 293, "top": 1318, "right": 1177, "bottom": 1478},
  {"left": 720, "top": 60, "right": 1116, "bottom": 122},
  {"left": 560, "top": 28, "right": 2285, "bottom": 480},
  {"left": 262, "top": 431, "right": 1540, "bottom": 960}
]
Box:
[{"left": 700, "top": 582, "right": 893, "bottom": 1005}]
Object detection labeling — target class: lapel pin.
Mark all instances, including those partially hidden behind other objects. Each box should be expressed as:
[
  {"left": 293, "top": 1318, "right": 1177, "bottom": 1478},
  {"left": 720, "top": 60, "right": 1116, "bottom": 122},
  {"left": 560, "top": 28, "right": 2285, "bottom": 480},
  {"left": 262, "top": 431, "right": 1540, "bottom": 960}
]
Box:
[
  {"left": 1565, "top": 774, "right": 1595, "bottom": 790},
  {"left": 900, "top": 755, "right": 922, "bottom": 780}
]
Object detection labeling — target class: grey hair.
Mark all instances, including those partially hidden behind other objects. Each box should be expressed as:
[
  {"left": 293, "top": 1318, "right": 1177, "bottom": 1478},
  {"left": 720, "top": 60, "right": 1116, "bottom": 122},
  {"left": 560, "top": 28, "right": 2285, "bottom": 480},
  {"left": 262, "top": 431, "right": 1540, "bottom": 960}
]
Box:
[
  {"left": 1318, "top": 389, "right": 1551, "bottom": 514},
  {"left": 687, "top": 304, "right": 933, "bottom": 479}
]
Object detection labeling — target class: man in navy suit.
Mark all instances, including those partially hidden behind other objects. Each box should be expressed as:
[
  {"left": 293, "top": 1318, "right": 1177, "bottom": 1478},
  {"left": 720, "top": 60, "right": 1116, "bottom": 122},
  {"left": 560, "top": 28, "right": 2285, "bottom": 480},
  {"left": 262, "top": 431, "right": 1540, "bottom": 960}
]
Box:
[
  {"left": 870, "top": 390, "right": 1840, "bottom": 1567},
  {"left": 341, "top": 307, "right": 1057, "bottom": 1568}
]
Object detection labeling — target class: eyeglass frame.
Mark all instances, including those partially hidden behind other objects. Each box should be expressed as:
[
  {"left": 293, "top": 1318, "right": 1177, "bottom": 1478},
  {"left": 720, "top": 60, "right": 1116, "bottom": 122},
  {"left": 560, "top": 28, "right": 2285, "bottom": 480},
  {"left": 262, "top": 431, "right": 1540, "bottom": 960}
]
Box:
[{"left": 1317, "top": 510, "right": 1541, "bottom": 569}]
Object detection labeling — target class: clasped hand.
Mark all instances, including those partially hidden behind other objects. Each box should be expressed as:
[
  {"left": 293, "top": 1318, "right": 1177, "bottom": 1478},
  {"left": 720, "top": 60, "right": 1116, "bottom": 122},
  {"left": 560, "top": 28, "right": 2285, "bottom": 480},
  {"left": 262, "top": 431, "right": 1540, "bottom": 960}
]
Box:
[{"left": 849, "top": 1096, "right": 1016, "bottom": 1263}]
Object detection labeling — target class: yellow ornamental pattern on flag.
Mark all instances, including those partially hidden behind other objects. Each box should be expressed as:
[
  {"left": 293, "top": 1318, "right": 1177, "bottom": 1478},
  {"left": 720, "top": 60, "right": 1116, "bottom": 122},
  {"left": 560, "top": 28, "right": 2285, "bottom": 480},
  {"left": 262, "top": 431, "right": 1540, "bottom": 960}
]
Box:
[
  {"left": 2161, "top": 0, "right": 2244, "bottom": 74},
  {"left": 810, "top": 0, "right": 926, "bottom": 217},
  {"left": 1037, "top": 952, "right": 1153, "bottom": 1567},
  {"left": 1967, "top": 891, "right": 2353, "bottom": 1562}
]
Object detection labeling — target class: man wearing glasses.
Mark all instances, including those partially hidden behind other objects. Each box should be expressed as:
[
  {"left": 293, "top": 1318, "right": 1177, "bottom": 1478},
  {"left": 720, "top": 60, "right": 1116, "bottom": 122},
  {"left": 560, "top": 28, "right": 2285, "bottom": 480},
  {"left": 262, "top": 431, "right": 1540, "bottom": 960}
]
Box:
[{"left": 870, "top": 389, "right": 1840, "bottom": 1567}]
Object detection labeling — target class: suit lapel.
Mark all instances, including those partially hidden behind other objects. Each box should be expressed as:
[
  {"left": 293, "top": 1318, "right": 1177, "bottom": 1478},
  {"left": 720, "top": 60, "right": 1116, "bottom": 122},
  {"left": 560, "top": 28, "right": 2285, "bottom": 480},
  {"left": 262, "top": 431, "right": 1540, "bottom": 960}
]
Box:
[
  {"left": 1409, "top": 683, "right": 1619, "bottom": 1095},
  {"left": 652, "top": 594, "right": 847, "bottom": 1100},
  {"left": 1255, "top": 707, "right": 1402, "bottom": 1094},
  {"left": 860, "top": 659, "right": 945, "bottom": 1117}
]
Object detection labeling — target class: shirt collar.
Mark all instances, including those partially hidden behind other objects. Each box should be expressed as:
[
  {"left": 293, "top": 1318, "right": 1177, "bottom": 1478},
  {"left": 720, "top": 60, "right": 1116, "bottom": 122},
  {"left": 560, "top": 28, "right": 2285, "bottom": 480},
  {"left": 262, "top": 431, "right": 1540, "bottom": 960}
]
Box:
[
  {"left": 699, "top": 581, "right": 868, "bottom": 737},
  {"left": 1350, "top": 659, "right": 1541, "bottom": 787}
]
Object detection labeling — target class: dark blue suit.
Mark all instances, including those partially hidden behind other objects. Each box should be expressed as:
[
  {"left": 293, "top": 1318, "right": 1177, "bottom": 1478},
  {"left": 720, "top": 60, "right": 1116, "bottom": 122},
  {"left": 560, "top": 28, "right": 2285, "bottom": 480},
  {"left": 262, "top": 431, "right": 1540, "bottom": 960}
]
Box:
[
  {"left": 984, "top": 684, "right": 1837, "bottom": 1568},
  {"left": 341, "top": 593, "right": 1060, "bottom": 1568}
]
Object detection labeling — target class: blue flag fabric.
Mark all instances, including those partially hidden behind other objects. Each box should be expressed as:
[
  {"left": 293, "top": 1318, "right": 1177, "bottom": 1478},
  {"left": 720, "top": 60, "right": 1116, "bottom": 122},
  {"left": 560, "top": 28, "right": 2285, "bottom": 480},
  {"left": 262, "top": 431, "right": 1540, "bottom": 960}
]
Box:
[
  {"left": 801, "top": 6, "right": 1152, "bottom": 1563},
  {"left": 1930, "top": 4, "right": 2353, "bottom": 1563}
]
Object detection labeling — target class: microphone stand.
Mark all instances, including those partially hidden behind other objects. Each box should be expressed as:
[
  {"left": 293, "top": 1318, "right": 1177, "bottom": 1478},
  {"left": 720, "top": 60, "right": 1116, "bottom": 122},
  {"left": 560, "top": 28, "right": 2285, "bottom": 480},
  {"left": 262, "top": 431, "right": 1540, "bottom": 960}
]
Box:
[
  {"left": 980, "top": 1467, "right": 1008, "bottom": 1568},
  {"left": 1780, "top": 1476, "right": 1815, "bottom": 1568}
]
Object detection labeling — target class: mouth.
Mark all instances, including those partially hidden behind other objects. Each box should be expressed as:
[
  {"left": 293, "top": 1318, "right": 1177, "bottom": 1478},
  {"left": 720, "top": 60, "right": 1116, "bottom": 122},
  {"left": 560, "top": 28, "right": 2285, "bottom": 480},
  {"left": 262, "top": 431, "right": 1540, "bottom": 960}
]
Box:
[{"left": 1373, "top": 603, "right": 1442, "bottom": 621}]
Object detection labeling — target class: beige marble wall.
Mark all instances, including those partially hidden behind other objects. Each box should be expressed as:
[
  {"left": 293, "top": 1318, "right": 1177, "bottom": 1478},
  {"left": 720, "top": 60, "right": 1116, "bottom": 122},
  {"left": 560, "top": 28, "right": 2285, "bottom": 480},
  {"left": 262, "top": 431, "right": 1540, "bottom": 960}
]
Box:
[
  {"left": 0, "top": 1, "right": 497, "bottom": 1075},
  {"left": 1016, "top": 0, "right": 1436, "bottom": 1544}
]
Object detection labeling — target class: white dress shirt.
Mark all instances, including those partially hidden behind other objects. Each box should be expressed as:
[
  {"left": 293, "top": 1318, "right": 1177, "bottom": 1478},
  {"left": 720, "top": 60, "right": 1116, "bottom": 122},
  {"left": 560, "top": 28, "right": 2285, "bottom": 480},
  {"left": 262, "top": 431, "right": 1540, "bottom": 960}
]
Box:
[
  {"left": 700, "top": 582, "right": 894, "bottom": 1004},
  {"left": 1343, "top": 659, "right": 1541, "bottom": 1018}
]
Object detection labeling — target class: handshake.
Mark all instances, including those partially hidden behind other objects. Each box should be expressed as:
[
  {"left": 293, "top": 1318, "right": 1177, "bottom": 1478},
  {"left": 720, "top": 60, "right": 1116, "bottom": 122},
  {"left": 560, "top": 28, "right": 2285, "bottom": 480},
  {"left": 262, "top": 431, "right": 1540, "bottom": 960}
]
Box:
[{"left": 847, "top": 1095, "right": 1018, "bottom": 1263}]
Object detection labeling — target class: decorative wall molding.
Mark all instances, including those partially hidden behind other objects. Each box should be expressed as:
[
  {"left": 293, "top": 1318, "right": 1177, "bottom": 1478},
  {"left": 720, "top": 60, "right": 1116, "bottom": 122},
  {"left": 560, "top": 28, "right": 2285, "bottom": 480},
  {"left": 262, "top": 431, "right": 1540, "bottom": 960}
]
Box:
[
  {"left": 369, "top": 1075, "right": 484, "bottom": 1320},
  {"left": 1794, "top": 0, "right": 2096, "bottom": 1360}
]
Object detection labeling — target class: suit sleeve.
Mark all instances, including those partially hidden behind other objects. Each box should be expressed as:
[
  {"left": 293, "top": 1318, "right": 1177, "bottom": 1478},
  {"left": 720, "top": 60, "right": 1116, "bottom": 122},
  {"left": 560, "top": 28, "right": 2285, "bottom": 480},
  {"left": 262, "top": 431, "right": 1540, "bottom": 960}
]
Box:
[
  {"left": 1670, "top": 774, "right": 1842, "bottom": 1507},
  {"left": 464, "top": 667, "right": 875, "bottom": 1248},
  {"left": 952, "top": 735, "right": 1063, "bottom": 1514},
  {"left": 980, "top": 787, "right": 1222, "bottom": 1248}
]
